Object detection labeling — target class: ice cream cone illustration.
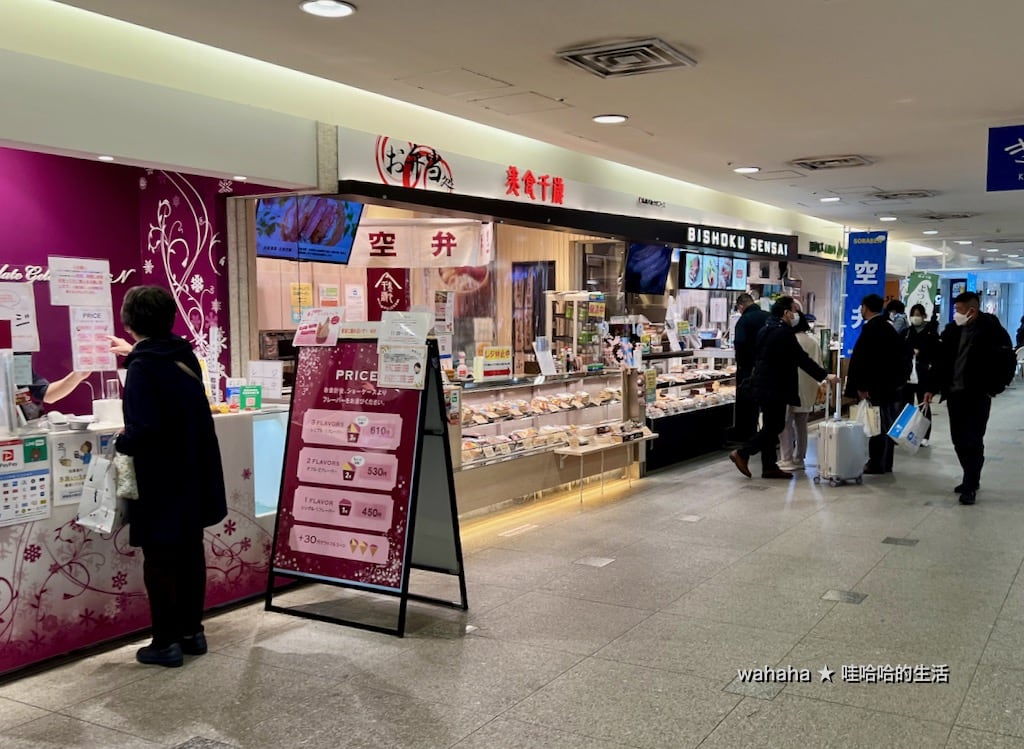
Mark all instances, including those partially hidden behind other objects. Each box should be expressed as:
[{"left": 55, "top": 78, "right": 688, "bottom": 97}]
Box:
[
  {"left": 369, "top": 544, "right": 379, "bottom": 557},
  {"left": 347, "top": 423, "right": 361, "bottom": 443},
  {"left": 342, "top": 462, "right": 355, "bottom": 481},
  {"left": 315, "top": 317, "right": 330, "bottom": 344},
  {"left": 358, "top": 540, "right": 368, "bottom": 555},
  {"left": 338, "top": 499, "right": 352, "bottom": 516},
  {"left": 349, "top": 538, "right": 358, "bottom": 553}
]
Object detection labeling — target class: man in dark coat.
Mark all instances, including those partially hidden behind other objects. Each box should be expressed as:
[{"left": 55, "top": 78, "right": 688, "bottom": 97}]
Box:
[
  {"left": 926, "top": 291, "right": 1015, "bottom": 505},
  {"left": 728, "top": 293, "right": 770, "bottom": 444},
  {"left": 115, "top": 286, "right": 227, "bottom": 667},
  {"left": 730, "top": 296, "right": 836, "bottom": 480}
]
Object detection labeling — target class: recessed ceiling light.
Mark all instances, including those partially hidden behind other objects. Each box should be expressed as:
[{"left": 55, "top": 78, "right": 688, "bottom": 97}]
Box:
[
  {"left": 819, "top": 196, "right": 841, "bottom": 203},
  {"left": 1008, "top": 254, "right": 1020, "bottom": 258},
  {"left": 985, "top": 248, "right": 1000, "bottom": 253},
  {"left": 922, "top": 230, "right": 939, "bottom": 235},
  {"left": 955, "top": 240, "right": 973, "bottom": 245},
  {"left": 878, "top": 216, "right": 898, "bottom": 222},
  {"left": 300, "top": 0, "right": 356, "bottom": 18},
  {"left": 592, "top": 114, "right": 628, "bottom": 124},
  {"left": 97, "top": 155, "right": 115, "bottom": 162},
  {"left": 232, "top": 175, "right": 248, "bottom": 181},
  {"left": 733, "top": 166, "right": 760, "bottom": 174}
]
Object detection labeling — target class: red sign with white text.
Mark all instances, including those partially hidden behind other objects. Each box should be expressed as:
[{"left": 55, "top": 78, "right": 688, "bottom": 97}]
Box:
[
  {"left": 273, "top": 341, "right": 422, "bottom": 592},
  {"left": 366, "top": 268, "right": 411, "bottom": 321}
]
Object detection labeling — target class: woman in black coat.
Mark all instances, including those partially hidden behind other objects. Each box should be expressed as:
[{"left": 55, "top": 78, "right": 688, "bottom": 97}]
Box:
[
  {"left": 115, "top": 286, "right": 227, "bottom": 668},
  {"left": 904, "top": 304, "right": 940, "bottom": 444}
]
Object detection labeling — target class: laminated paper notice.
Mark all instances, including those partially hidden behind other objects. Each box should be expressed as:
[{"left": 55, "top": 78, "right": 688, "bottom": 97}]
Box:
[
  {"left": 70, "top": 306, "right": 117, "bottom": 372},
  {"left": 377, "top": 344, "right": 427, "bottom": 390},
  {"left": 48, "top": 257, "right": 111, "bottom": 308}
]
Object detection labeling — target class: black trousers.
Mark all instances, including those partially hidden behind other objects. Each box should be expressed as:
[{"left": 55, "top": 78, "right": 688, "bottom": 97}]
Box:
[
  {"left": 142, "top": 534, "right": 208, "bottom": 648},
  {"left": 902, "top": 383, "right": 932, "bottom": 439},
  {"left": 867, "top": 401, "right": 900, "bottom": 473},
  {"left": 739, "top": 400, "right": 787, "bottom": 472},
  {"left": 946, "top": 391, "right": 992, "bottom": 492},
  {"left": 730, "top": 376, "right": 760, "bottom": 442}
]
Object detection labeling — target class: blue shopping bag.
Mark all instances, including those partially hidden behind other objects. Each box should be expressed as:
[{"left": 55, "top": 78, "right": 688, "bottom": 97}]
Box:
[{"left": 887, "top": 403, "right": 930, "bottom": 454}]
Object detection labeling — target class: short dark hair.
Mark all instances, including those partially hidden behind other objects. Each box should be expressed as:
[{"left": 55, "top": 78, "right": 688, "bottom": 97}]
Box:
[
  {"left": 885, "top": 299, "right": 905, "bottom": 314},
  {"left": 861, "top": 294, "right": 884, "bottom": 314},
  {"left": 909, "top": 304, "right": 927, "bottom": 317},
  {"left": 953, "top": 291, "right": 980, "bottom": 309},
  {"left": 735, "top": 292, "right": 754, "bottom": 307},
  {"left": 121, "top": 285, "right": 176, "bottom": 338},
  {"left": 771, "top": 295, "right": 796, "bottom": 318}
]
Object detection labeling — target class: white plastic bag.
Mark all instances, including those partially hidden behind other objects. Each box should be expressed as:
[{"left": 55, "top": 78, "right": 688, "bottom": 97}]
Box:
[
  {"left": 908, "top": 356, "right": 919, "bottom": 385},
  {"left": 76, "top": 455, "right": 126, "bottom": 534},
  {"left": 853, "top": 399, "right": 882, "bottom": 438}
]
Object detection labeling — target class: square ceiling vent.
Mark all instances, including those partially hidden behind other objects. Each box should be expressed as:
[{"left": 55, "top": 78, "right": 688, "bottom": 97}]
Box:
[{"left": 557, "top": 38, "right": 698, "bottom": 78}]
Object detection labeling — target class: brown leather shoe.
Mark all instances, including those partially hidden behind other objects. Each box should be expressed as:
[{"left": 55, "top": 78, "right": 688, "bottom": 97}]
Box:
[
  {"left": 761, "top": 469, "right": 794, "bottom": 479},
  {"left": 729, "top": 450, "right": 752, "bottom": 478}
]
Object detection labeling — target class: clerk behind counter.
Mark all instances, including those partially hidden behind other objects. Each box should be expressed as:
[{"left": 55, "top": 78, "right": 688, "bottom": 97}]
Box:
[{"left": 16, "top": 357, "right": 90, "bottom": 420}]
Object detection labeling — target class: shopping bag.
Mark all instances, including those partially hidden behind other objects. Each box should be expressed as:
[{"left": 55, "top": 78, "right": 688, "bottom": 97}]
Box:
[
  {"left": 853, "top": 399, "right": 882, "bottom": 438},
  {"left": 908, "top": 356, "right": 919, "bottom": 385},
  {"left": 76, "top": 455, "right": 126, "bottom": 534},
  {"left": 887, "top": 403, "right": 931, "bottom": 454}
]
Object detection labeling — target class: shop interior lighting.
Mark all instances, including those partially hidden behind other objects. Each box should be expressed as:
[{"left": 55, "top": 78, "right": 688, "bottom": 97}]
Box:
[
  {"left": 300, "top": 0, "right": 356, "bottom": 18},
  {"left": 592, "top": 114, "right": 628, "bottom": 124},
  {"left": 985, "top": 248, "right": 1000, "bottom": 252},
  {"left": 878, "top": 216, "right": 898, "bottom": 222},
  {"left": 732, "top": 166, "right": 760, "bottom": 174},
  {"left": 1008, "top": 254, "right": 1020, "bottom": 258},
  {"left": 232, "top": 175, "right": 248, "bottom": 181},
  {"left": 955, "top": 240, "right": 973, "bottom": 245},
  {"left": 97, "top": 155, "right": 115, "bottom": 162},
  {"left": 922, "top": 230, "right": 939, "bottom": 235},
  {"left": 819, "top": 196, "right": 841, "bottom": 203}
]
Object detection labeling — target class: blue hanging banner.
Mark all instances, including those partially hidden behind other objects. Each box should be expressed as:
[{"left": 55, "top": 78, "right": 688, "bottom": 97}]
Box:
[
  {"left": 843, "top": 231, "right": 888, "bottom": 358},
  {"left": 987, "top": 125, "right": 1024, "bottom": 192}
]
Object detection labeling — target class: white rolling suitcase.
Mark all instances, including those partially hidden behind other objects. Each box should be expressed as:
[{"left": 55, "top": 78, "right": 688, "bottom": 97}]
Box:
[{"left": 814, "top": 381, "right": 868, "bottom": 487}]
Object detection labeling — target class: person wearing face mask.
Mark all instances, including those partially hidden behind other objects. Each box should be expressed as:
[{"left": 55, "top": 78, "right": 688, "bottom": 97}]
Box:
[
  {"left": 845, "top": 293, "right": 911, "bottom": 475},
  {"left": 903, "top": 304, "right": 939, "bottom": 446},
  {"left": 730, "top": 296, "right": 837, "bottom": 480},
  {"left": 777, "top": 310, "right": 824, "bottom": 472},
  {"left": 925, "top": 292, "right": 1015, "bottom": 505},
  {"left": 727, "top": 292, "right": 770, "bottom": 445}
]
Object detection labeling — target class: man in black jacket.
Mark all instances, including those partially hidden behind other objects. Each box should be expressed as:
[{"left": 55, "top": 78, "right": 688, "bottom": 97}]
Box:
[
  {"left": 925, "top": 292, "right": 1015, "bottom": 505},
  {"left": 730, "top": 296, "right": 836, "bottom": 480},
  {"left": 845, "top": 293, "right": 911, "bottom": 474},
  {"left": 728, "top": 293, "right": 770, "bottom": 444}
]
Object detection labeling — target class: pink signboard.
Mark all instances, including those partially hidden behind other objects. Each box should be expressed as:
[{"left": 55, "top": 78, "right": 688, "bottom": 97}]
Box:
[{"left": 273, "top": 340, "right": 422, "bottom": 592}]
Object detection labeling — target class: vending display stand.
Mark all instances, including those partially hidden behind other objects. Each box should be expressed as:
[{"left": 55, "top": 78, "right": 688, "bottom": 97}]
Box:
[{"left": 266, "top": 337, "right": 467, "bottom": 637}]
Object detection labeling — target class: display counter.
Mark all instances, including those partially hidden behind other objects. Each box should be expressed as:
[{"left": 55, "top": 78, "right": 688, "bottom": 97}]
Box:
[{"left": 0, "top": 407, "right": 288, "bottom": 677}]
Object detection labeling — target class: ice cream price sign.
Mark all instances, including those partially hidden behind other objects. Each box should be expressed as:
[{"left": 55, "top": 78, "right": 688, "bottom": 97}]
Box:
[
  {"left": 272, "top": 340, "right": 422, "bottom": 592},
  {"left": 70, "top": 306, "right": 117, "bottom": 372}
]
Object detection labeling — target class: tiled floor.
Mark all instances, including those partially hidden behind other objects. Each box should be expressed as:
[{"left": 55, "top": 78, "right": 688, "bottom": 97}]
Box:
[{"left": 3, "top": 386, "right": 1024, "bottom": 748}]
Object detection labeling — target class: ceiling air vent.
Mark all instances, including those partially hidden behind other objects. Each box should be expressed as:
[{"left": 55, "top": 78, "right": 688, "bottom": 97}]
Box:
[
  {"left": 557, "top": 38, "right": 698, "bottom": 78},
  {"left": 917, "top": 210, "right": 977, "bottom": 220},
  {"left": 867, "top": 190, "right": 939, "bottom": 201},
  {"left": 788, "top": 155, "right": 873, "bottom": 171}
]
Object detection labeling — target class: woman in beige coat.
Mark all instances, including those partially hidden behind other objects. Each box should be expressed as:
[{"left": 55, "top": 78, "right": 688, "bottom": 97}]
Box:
[{"left": 778, "top": 312, "right": 823, "bottom": 471}]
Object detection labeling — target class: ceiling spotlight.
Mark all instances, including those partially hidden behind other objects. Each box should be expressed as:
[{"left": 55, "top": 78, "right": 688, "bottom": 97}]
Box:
[
  {"left": 985, "top": 248, "right": 1000, "bottom": 253},
  {"left": 878, "top": 216, "right": 898, "bottom": 222},
  {"left": 97, "top": 155, "right": 115, "bottom": 162},
  {"left": 922, "top": 230, "right": 939, "bottom": 235},
  {"left": 819, "top": 196, "right": 841, "bottom": 203},
  {"left": 300, "top": 0, "right": 356, "bottom": 18},
  {"left": 232, "top": 175, "right": 248, "bottom": 181},
  {"left": 733, "top": 166, "right": 760, "bottom": 174},
  {"left": 592, "top": 114, "right": 628, "bottom": 124},
  {"left": 955, "top": 240, "right": 973, "bottom": 245},
  {"left": 1008, "top": 254, "right": 1020, "bottom": 258}
]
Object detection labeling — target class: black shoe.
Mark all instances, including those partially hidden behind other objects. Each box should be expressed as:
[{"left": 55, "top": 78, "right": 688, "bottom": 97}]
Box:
[
  {"left": 136, "top": 642, "right": 183, "bottom": 668},
  {"left": 762, "top": 468, "right": 794, "bottom": 480},
  {"left": 959, "top": 491, "right": 977, "bottom": 505},
  {"left": 180, "top": 632, "right": 208, "bottom": 656},
  {"left": 863, "top": 466, "right": 885, "bottom": 475},
  {"left": 954, "top": 483, "right": 979, "bottom": 494}
]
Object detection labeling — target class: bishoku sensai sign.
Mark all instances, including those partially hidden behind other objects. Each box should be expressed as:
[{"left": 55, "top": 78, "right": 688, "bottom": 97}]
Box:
[
  {"left": 843, "top": 231, "right": 888, "bottom": 358},
  {"left": 987, "top": 125, "right": 1024, "bottom": 192},
  {"left": 681, "top": 225, "right": 796, "bottom": 259}
]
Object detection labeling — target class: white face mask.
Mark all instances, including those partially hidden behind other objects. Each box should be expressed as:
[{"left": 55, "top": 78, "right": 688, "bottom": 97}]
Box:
[
  {"left": 953, "top": 311, "right": 971, "bottom": 327},
  {"left": 909, "top": 316, "right": 924, "bottom": 326},
  {"left": 789, "top": 312, "right": 801, "bottom": 327}
]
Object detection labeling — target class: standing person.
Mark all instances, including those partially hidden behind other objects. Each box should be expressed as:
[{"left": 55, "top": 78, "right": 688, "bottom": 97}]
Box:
[
  {"left": 845, "top": 293, "right": 910, "bottom": 475},
  {"left": 886, "top": 299, "right": 909, "bottom": 337},
  {"left": 778, "top": 312, "right": 823, "bottom": 472},
  {"left": 925, "top": 291, "right": 1015, "bottom": 505},
  {"left": 730, "top": 297, "right": 836, "bottom": 480},
  {"left": 904, "top": 304, "right": 940, "bottom": 447},
  {"left": 1015, "top": 315, "right": 1024, "bottom": 349},
  {"left": 728, "top": 293, "right": 769, "bottom": 444},
  {"left": 115, "top": 286, "right": 227, "bottom": 667}
]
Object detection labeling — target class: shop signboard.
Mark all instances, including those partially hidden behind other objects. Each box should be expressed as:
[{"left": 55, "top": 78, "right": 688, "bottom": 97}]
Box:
[
  {"left": 986, "top": 124, "right": 1024, "bottom": 192},
  {"left": 905, "top": 272, "right": 939, "bottom": 320},
  {"left": 367, "top": 269, "right": 411, "bottom": 321},
  {"left": 843, "top": 231, "right": 888, "bottom": 358},
  {"left": 268, "top": 338, "right": 467, "bottom": 635},
  {"left": 69, "top": 306, "right": 117, "bottom": 372},
  {"left": 348, "top": 220, "right": 484, "bottom": 268},
  {"left": 0, "top": 436, "right": 51, "bottom": 527}
]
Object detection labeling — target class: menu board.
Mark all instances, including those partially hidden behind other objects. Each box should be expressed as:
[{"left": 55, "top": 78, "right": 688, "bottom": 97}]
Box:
[
  {"left": 683, "top": 253, "right": 702, "bottom": 289},
  {"left": 255, "top": 196, "right": 364, "bottom": 264},
  {"left": 273, "top": 341, "right": 422, "bottom": 592},
  {"left": 0, "top": 436, "right": 51, "bottom": 527},
  {"left": 70, "top": 306, "right": 117, "bottom": 371},
  {"left": 732, "top": 259, "right": 748, "bottom": 290},
  {"left": 680, "top": 254, "right": 749, "bottom": 291}
]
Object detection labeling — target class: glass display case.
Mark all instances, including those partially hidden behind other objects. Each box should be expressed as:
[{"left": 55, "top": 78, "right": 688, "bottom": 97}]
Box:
[{"left": 544, "top": 291, "right": 605, "bottom": 372}]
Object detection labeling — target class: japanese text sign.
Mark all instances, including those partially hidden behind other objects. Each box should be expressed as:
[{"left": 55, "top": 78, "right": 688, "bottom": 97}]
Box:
[
  {"left": 843, "top": 231, "right": 887, "bottom": 357},
  {"left": 47, "top": 257, "right": 111, "bottom": 308},
  {"left": 987, "top": 125, "right": 1024, "bottom": 192}
]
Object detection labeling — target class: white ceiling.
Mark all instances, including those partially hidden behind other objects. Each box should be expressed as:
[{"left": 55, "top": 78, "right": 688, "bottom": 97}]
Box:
[{"left": 59, "top": 0, "right": 1024, "bottom": 264}]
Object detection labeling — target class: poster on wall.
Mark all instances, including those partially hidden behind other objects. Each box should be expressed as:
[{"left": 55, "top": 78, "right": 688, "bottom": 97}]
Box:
[
  {"left": 47, "top": 257, "right": 111, "bottom": 308},
  {"left": 682, "top": 253, "right": 702, "bottom": 289},
  {"left": 0, "top": 436, "right": 51, "bottom": 527},
  {"left": 292, "top": 308, "right": 342, "bottom": 348},
  {"left": 69, "top": 306, "right": 117, "bottom": 372},
  {"left": 843, "top": 231, "right": 887, "bottom": 357},
  {"left": 289, "top": 282, "right": 314, "bottom": 324},
  {"left": 732, "top": 259, "right": 748, "bottom": 291},
  {"left": 272, "top": 340, "right": 422, "bottom": 592},
  {"left": 344, "top": 284, "right": 367, "bottom": 322},
  {"left": 511, "top": 261, "right": 555, "bottom": 374},
  {"left": 319, "top": 284, "right": 340, "bottom": 308},
  {"left": 0, "top": 282, "right": 40, "bottom": 351},
  {"left": 51, "top": 431, "right": 116, "bottom": 506}
]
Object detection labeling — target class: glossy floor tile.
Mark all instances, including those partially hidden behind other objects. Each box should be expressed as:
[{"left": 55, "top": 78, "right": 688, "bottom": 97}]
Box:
[{"left": 3, "top": 389, "right": 1024, "bottom": 747}]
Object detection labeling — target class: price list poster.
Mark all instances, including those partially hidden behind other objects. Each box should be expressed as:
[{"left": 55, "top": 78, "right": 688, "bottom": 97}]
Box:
[{"left": 269, "top": 340, "right": 425, "bottom": 631}]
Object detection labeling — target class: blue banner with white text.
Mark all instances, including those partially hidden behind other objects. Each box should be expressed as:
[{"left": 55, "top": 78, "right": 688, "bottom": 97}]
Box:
[{"left": 843, "top": 231, "right": 888, "bottom": 358}]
